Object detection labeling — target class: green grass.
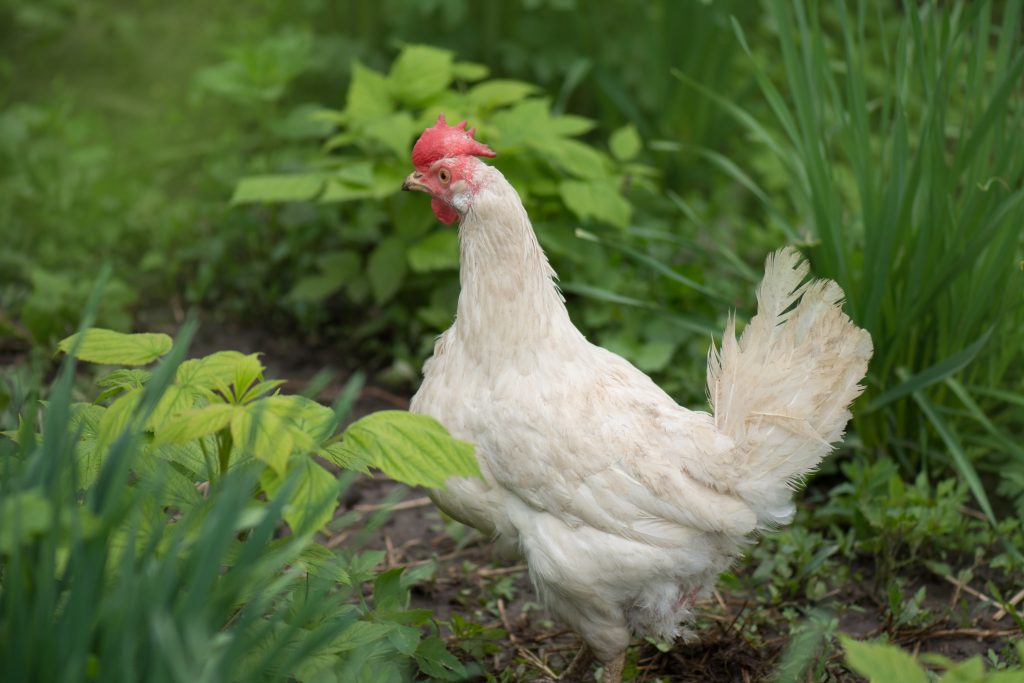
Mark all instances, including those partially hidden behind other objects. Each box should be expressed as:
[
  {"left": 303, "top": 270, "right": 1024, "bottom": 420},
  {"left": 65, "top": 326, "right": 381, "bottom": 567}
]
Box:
[{"left": 686, "top": 0, "right": 1024, "bottom": 526}]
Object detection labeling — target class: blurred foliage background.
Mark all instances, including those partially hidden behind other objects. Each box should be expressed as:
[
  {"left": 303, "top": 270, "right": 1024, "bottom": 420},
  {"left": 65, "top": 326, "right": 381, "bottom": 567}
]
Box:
[{"left": 2, "top": 0, "right": 1023, "bottom": 562}]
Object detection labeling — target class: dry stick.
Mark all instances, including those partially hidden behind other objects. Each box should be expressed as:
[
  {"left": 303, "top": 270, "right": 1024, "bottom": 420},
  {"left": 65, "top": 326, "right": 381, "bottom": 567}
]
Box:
[
  {"left": 994, "top": 587, "right": 1024, "bottom": 621},
  {"left": 517, "top": 647, "right": 558, "bottom": 680},
  {"left": 384, "top": 533, "right": 397, "bottom": 569},
  {"left": 478, "top": 564, "right": 528, "bottom": 577},
  {"left": 354, "top": 496, "right": 433, "bottom": 512},
  {"left": 942, "top": 574, "right": 997, "bottom": 607}
]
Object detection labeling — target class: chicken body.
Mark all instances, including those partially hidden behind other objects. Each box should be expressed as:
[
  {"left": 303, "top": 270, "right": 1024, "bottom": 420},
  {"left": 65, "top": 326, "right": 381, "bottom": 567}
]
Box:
[{"left": 404, "top": 117, "right": 872, "bottom": 679}]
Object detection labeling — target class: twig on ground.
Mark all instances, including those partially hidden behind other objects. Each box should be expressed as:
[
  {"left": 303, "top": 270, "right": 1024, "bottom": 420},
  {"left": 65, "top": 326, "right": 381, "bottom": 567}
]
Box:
[
  {"left": 994, "top": 587, "right": 1024, "bottom": 621},
  {"left": 354, "top": 496, "right": 432, "bottom": 512},
  {"left": 942, "top": 574, "right": 997, "bottom": 607}
]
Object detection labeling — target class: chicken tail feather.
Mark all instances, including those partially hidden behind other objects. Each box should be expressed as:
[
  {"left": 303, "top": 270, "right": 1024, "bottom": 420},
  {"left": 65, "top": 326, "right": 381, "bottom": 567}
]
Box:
[{"left": 707, "top": 247, "right": 872, "bottom": 527}]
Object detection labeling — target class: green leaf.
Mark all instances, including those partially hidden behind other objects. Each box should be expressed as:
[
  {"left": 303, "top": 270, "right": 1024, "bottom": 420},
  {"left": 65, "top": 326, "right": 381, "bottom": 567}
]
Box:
[
  {"left": 263, "top": 394, "right": 336, "bottom": 446},
  {"left": 388, "top": 45, "right": 453, "bottom": 106},
  {"left": 320, "top": 443, "right": 370, "bottom": 474},
  {"left": 407, "top": 231, "right": 459, "bottom": 272},
  {"left": 840, "top": 636, "right": 928, "bottom": 683},
  {"left": 176, "top": 351, "right": 264, "bottom": 393},
  {"left": 367, "top": 237, "right": 408, "bottom": 304},
  {"left": 468, "top": 80, "right": 539, "bottom": 109},
  {"left": 58, "top": 328, "right": 173, "bottom": 366},
  {"left": 373, "top": 568, "right": 409, "bottom": 612},
  {"left": 559, "top": 180, "right": 631, "bottom": 229},
  {"left": 153, "top": 403, "right": 237, "bottom": 446},
  {"left": 452, "top": 60, "right": 489, "bottom": 81},
  {"left": 362, "top": 111, "right": 417, "bottom": 159},
  {"left": 231, "top": 405, "right": 294, "bottom": 474},
  {"left": 231, "top": 174, "right": 324, "bottom": 204},
  {"left": 96, "top": 389, "right": 142, "bottom": 450},
  {"left": 610, "top": 124, "right": 642, "bottom": 161},
  {"left": 345, "top": 61, "right": 393, "bottom": 124},
  {"left": 337, "top": 411, "right": 480, "bottom": 487},
  {"left": 96, "top": 369, "right": 150, "bottom": 400},
  {"left": 541, "top": 137, "right": 610, "bottom": 179},
  {"left": 262, "top": 457, "right": 338, "bottom": 534},
  {"left": 414, "top": 635, "right": 467, "bottom": 680}
]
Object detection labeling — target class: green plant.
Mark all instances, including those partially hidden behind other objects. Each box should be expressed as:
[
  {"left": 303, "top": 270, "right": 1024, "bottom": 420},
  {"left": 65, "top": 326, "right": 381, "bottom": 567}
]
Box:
[
  {"left": 701, "top": 0, "right": 1024, "bottom": 523},
  {"left": 52, "top": 326, "right": 479, "bottom": 535},
  {"left": 1, "top": 311, "right": 483, "bottom": 681},
  {"left": 842, "top": 636, "right": 1024, "bottom": 683}
]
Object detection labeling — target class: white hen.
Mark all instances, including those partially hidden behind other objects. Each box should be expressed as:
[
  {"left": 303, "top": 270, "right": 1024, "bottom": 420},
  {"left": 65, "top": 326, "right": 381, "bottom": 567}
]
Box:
[{"left": 403, "top": 115, "right": 872, "bottom": 682}]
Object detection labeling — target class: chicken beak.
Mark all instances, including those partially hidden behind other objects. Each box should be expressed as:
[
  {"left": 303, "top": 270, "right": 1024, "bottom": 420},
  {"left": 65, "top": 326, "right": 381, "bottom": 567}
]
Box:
[{"left": 402, "top": 172, "right": 428, "bottom": 193}]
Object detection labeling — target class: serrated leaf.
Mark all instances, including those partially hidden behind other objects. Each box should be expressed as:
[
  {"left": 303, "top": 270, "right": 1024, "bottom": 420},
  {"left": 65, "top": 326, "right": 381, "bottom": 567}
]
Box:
[
  {"left": 388, "top": 45, "right": 453, "bottom": 106},
  {"left": 153, "top": 403, "right": 237, "bottom": 446},
  {"left": 262, "top": 457, "right": 338, "bottom": 534},
  {"left": 367, "top": 237, "right": 408, "bottom": 304},
  {"left": 337, "top": 411, "right": 480, "bottom": 487},
  {"left": 374, "top": 568, "right": 409, "bottom": 612},
  {"left": 362, "top": 111, "right": 417, "bottom": 159},
  {"left": 320, "top": 442, "right": 370, "bottom": 473},
  {"left": 840, "top": 637, "right": 928, "bottom": 683},
  {"left": 559, "top": 179, "right": 631, "bottom": 229},
  {"left": 231, "top": 174, "right": 324, "bottom": 204},
  {"left": 414, "top": 636, "right": 467, "bottom": 680},
  {"left": 262, "top": 394, "right": 335, "bottom": 446},
  {"left": 176, "top": 351, "right": 264, "bottom": 394},
  {"left": 58, "top": 328, "right": 173, "bottom": 366},
  {"left": 96, "top": 389, "right": 142, "bottom": 451},
  {"left": 610, "top": 124, "right": 642, "bottom": 161},
  {"left": 407, "top": 231, "right": 459, "bottom": 272},
  {"left": 231, "top": 406, "right": 294, "bottom": 474}
]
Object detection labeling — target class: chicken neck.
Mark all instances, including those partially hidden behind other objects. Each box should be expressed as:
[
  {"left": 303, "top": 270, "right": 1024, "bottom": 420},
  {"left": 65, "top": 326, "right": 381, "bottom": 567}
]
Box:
[{"left": 452, "top": 166, "right": 578, "bottom": 356}]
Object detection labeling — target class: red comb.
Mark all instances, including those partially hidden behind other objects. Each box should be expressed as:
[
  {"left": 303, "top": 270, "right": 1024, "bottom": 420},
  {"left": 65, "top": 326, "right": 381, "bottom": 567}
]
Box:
[{"left": 411, "top": 114, "right": 496, "bottom": 171}]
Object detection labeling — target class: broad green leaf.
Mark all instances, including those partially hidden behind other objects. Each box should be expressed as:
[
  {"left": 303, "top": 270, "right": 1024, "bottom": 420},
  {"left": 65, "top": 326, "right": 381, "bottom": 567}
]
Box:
[
  {"left": 262, "top": 394, "right": 335, "bottom": 446},
  {"left": 540, "top": 137, "right": 610, "bottom": 180},
  {"left": 414, "top": 635, "right": 467, "bottom": 680},
  {"left": 548, "top": 114, "right": 595, "bottom": 137},
  {"left": 58, "top": 328, "right": 172, "bottom": 366},
  {"left": 176, "top": 351, "right": 264, "bottom": 393},
  {"left": 231, "top": 406, "right": 294, "bottom": 474},
  {"left": 407, "top": 231, "right": 459, "bottom": 272},
  {"left": 388, "top": 45, "right": 453, "bottom": 106},
  {"left": 840, "top": 637, "right": 928, "bottom": 683},
  {"left": 610, "top": 124, "right": 642, "bottom": 161},
  {"left": 146, "top": 384, "right": 203, "bottom": 432},
  {"left": 468, "top": 80, "right": 538, "bottom": 109},
  {"left": 153, "top": 403, "right": 237, "bottom": 446},
  {"left": 367, "top": 237, "right": 408, "bottom": 304},
  {"left": 373, "top": 568, "right": 409, "bottom": 612},
  {"left": 345, "top": 61, "right": 393, "bottom": 124},
  {"left": 362, "top": 111, "right": 417, "bottom": 159},
  {"left": 231, "top": 174, "right": 324, "bottom": 204},
  {"left": 559, "top": 180, "right": 631, "bottom": 229},
  {"left": 336, "top": 411, "right": 479, "bottom": 488},
  {"left": 261, "top": 457, "right": 338, "bottom": 534},
  {"left": 96, "top": 389, "right": 142, "bottom": 450},
  {"left": 320, "top": 442, "right": 370, "bottom": 474},
  {"left": 0, "top": 489, "right": 52, "bottom": 554},
  {"left": 96, "top": 368, "right": 150, "bottom": 400}
]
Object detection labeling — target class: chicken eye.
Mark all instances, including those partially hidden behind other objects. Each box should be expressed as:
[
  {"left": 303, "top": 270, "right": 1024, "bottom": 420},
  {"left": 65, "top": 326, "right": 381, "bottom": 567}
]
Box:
[{"left": 438, "top": 168, "right": 451, "bottom": 184}]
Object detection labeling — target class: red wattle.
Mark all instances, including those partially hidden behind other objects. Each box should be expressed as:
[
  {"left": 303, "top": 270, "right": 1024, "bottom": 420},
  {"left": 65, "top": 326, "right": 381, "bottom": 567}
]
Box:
[{"left": 431, "top": 198, "right": 459, "bottom": 225}]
